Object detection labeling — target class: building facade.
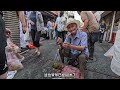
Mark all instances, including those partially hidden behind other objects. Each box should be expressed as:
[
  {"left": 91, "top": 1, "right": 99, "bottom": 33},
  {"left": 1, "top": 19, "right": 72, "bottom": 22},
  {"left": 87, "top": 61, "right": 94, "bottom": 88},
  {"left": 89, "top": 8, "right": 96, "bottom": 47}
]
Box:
[{"left": 101, "top": 11, "right": 120, "bottom": 43}]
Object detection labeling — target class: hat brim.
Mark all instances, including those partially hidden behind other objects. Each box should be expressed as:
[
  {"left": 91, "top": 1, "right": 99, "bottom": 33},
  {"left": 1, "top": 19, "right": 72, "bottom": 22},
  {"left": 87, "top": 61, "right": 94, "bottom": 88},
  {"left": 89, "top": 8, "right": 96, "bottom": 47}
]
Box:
[{"left": 65, "top": 20, "right": 80, "bottom": 31}]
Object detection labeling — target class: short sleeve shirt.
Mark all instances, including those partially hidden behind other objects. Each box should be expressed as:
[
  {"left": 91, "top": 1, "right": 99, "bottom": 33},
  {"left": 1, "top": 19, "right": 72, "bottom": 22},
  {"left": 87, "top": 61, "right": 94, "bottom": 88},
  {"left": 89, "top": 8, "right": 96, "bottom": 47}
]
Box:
[
  {"left": 64, "top": 30, "right": 89, "bottom": 57},
  {"left": 55, "top": 16, "right": 66, "bottom": 32},
  {"left": 80, "top": 11, "right": 99, "bottom": 32},
  {"left": 47, "top": 21, "right": 52, "bottom": 30}
]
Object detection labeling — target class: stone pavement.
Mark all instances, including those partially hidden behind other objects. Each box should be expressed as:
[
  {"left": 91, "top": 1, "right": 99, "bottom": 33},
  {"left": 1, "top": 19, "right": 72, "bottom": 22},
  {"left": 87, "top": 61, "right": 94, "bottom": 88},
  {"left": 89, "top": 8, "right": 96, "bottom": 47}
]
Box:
[
  {"left": 85, "top": 41, "right": 118, "bottom": 79},
  {"left": 13, "top": 40, "right": 119, "bottom": 79}
]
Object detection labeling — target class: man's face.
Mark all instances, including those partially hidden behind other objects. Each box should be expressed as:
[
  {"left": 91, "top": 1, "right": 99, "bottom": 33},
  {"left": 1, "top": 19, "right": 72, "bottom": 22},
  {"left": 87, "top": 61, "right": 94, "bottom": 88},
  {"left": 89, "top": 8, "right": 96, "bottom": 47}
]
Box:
[{"left": 67, "top": 23, "right": 77, "bottom": 35}]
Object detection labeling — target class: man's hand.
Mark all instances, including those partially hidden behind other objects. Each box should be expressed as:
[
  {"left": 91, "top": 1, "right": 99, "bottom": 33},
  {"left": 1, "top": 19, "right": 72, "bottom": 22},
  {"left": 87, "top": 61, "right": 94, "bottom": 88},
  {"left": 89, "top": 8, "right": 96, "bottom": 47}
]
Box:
[
  {"left": 57, "top": 37, "right": 63, "bottom": 45},
  {"left": 63, "top": 42, "right": 71, "bottom": 49}
]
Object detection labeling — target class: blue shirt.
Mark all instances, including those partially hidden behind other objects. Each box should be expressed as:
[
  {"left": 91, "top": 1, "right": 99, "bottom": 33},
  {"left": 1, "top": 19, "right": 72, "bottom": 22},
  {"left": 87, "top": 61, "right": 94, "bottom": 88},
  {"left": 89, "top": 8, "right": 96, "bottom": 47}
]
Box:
[
  {"left": 47, "top": 21, "right": 53, "bottom": 30},
  {"left": 30, "top": 12, "right": 37, "bottom": 30},
  {"left": 64, "top": 30, "right": 89, "bottom": 57}
]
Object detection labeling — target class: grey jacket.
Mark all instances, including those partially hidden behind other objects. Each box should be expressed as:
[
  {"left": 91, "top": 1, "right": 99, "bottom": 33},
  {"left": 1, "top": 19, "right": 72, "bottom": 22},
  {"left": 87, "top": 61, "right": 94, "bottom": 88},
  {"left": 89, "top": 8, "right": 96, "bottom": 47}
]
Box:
[{"left": 36, "top": 11, "right": 44, "bottom": 31}]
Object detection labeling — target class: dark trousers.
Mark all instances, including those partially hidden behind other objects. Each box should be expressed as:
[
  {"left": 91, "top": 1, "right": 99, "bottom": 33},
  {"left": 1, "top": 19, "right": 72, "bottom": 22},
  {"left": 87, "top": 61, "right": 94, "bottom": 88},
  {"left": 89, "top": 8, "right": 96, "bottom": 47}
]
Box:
[
  {"left": 0, "top": 15, "right": 8, "bottom": 75},
  {"left": 87, "top": 32, "right": 99, "bottom": 58},
  {"left": 55, "top": 30, "right": 59, "bottom": 42},
  {"left": 59, "top": 49, "right": 86, "bottom": 77},
  {"left": 31, "top": 29, "right": 41, "bottom": 47},
  {"left": 55, "top": 30, "right": 58, "bottom": 39},
  {"left": 57, "top": 31, "right": 65, "bottom": 42},
  {"left": 99, "top": 32, "right": 104, "bottom": 43}
]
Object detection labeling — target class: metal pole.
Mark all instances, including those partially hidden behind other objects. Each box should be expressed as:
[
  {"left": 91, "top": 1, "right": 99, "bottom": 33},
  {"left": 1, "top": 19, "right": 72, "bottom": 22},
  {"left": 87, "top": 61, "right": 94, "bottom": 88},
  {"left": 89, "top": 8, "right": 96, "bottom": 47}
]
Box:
[
  {"left": 109, "top": 11, "right": 116, "bottom": 42},
  {"left": 118, "top": 19, "right": 120, "bottom": 30}
]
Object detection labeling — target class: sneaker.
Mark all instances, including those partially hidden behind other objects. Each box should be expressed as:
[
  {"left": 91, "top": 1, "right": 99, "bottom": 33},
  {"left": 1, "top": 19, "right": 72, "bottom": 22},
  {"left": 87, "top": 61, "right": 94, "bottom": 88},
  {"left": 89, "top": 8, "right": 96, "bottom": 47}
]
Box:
[
  {"left": 37, "top": 51, "right": 41, "bottom": 56},
  {"left": 29, "top": 43, "right": 35, "bottom": 49},
  {"left": 26, "top": 45, "right": 30, "bottom": 49},
  {"left": 32, "top": 49, "right": 38, "bottom": 55},
  {"left": 89, "top": 57, "right": 93, "bottom": 60}
]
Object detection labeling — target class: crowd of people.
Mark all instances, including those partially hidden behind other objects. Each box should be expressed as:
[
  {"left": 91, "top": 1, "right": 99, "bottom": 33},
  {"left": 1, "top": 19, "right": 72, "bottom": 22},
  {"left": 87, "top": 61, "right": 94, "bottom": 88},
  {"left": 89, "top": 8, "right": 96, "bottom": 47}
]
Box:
[{"left": 0, "top": 11, "right": 119, "bottom": 79}]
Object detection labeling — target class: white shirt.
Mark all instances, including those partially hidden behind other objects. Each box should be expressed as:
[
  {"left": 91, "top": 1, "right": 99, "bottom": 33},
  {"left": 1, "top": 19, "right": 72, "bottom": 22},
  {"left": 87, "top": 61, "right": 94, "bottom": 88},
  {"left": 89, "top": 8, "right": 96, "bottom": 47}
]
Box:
[{"left": 55, "top": 16, "right": 66, "bottom": 32}]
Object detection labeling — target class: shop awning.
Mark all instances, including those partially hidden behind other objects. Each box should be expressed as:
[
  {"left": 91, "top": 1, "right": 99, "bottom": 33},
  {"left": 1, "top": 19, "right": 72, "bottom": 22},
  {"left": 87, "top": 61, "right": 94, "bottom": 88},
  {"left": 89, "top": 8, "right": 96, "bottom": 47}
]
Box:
[
  {"left": 101, "top": 11, "right": 112, "bottom": 17},
  {"left": 41, "top": 11, "right": 57, "bottom": 18}
]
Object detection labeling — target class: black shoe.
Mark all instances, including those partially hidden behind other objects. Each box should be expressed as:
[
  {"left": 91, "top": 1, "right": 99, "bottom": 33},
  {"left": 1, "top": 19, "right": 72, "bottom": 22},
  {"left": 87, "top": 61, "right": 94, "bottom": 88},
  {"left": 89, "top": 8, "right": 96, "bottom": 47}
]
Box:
[
  {"left": 87, "top": 57, "right": 97, "bottom": 63},
  {"left": 26, "top": 45, "right": 30, "bottom": 49},
  {"left": 89, "top": 57, "right": 93, "bottom": 60}
]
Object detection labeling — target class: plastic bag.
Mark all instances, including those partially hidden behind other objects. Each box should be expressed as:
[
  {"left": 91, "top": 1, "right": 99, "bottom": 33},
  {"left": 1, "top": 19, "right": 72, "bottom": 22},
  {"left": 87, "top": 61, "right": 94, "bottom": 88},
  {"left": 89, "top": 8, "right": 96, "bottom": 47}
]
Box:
[
  {"left": 110, "top": 30, "right": 120, "bottom": 76},
  {"left": 6, "top": 51, "right": 23, "bottom": 71},
  {"left": 7, "top": 38, "right": 21, "bottom": 53},
  {"left": 24, "top": 27, "right": 30, "bottom": 41},
  {"left": 104, "top": 46, "right": 114, "bottom": 58},
  {"left": 54, "top": 49, "right": 61, "bottom": 61}
]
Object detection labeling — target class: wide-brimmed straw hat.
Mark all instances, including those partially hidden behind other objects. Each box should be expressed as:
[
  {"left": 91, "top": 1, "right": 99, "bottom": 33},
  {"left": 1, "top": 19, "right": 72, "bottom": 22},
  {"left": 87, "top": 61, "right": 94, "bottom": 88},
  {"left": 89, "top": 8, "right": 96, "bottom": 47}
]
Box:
[{"left": 65, "top": 18, "right": 80, "bottom": 31}]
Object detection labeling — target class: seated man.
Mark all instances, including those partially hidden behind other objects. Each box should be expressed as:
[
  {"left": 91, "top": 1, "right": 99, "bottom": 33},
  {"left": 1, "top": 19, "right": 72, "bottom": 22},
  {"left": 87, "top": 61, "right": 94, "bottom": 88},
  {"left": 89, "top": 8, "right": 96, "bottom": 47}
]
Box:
[{"left": 57, "top": 18, "right": 89, "bottom": 79}]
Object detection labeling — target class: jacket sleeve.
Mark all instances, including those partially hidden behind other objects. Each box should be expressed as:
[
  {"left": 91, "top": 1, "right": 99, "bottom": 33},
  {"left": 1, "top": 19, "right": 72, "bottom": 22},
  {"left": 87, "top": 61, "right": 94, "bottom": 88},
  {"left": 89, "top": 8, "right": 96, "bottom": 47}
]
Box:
[
  {"left": 36, "top": 11, "right": 44, "bottom": 31},
  {"left": 39, "top": 12, "right": 44, "bottom": 27},
  {"left": 37, "top": 11, "right": 44, "bottom": 23}
]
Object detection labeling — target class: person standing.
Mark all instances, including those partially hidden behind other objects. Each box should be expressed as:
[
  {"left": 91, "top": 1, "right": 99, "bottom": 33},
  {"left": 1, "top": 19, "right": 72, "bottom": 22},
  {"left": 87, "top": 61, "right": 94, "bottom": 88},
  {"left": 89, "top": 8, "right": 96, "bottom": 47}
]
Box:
[
  {"left": 29, "top": 11, "right": 44, "bottom": 56},
  {"left": 78, "top": 11, "right": 99, "bottom": 61},
  {"left": 47, "top": 18, "right": 53, "bottom": 40},
  {"left": 52, "top": 19, "right": 56, "bottom": 39},
  {"left": 55, "top": 11, "right": 66, "bottom": 42},
  {"left": 99, "top": 20, "right": 106, "bottom": 43}
]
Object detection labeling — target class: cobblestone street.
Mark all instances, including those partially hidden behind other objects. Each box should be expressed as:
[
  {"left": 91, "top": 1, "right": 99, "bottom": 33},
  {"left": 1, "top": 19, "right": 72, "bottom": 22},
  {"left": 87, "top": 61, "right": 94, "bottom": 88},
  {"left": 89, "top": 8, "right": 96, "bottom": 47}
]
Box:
[
  {"left": 13, "top": 39, "right": 118, "bottom": 79},
  {"left": 1, "top": 11, "right": 120, "bottom": 79}
]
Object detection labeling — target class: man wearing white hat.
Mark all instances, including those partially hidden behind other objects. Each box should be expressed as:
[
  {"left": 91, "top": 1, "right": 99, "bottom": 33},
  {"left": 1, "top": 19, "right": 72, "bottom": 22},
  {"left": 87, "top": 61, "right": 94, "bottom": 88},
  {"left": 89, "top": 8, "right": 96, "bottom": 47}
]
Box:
[{"left": 57, "top": 18, "right": 89, "bottom": 79}]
